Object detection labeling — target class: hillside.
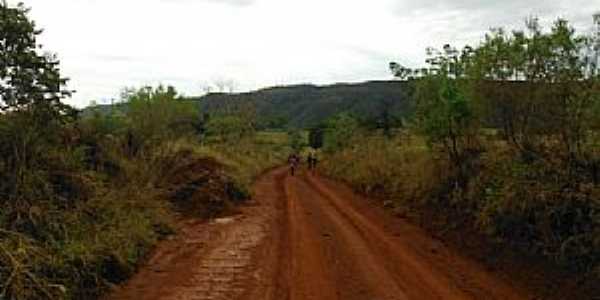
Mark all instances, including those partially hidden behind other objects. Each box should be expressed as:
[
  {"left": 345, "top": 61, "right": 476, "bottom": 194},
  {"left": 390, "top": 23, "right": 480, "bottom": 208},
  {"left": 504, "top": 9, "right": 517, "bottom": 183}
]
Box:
[{"left": 188, "top": 80, "right": 414, "bottom": 129}]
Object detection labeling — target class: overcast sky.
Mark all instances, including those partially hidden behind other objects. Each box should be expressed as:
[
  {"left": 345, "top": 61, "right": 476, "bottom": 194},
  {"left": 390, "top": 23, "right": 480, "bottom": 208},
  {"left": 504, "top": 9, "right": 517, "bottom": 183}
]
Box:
[{"left": 8, "top": 0, "right": 600, "bottom": 107}]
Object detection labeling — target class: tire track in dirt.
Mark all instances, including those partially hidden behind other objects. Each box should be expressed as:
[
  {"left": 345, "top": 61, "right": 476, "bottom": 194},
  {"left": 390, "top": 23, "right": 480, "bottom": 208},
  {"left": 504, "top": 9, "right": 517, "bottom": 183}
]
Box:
[
  {"left": 108, "top": 167, "right": 532, "bottom": 300},
  {"left": 299, "top": 172, "right": 527, "bottom": 299},
  {"left": 281, "top": 175, "right": 339, "bottom": 299},
  {"left": 284, "top": 175, "right": 411, "bottom": 299}
]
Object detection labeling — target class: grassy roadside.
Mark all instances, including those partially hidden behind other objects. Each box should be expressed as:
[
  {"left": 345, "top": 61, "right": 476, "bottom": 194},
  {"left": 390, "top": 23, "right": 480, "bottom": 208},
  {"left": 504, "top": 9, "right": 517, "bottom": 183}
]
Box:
[
  {"left": 197, "top": 131, "right": 291, "bottom": 192},
  {"left": 0, "top": 78, "right": 290, "bottom": 300},
  {"left": 320, "top": 132, "right": 600, "bottom": 299},
  {"left": 0, "top": 137, "right": 286, "bottom": 300}
]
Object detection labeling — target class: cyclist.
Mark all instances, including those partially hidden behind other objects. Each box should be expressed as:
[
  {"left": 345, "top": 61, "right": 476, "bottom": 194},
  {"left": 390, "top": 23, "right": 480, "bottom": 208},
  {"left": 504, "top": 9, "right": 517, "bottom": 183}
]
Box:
[{"left": 288, "top": 153, "right": 300, "bottom": 176}]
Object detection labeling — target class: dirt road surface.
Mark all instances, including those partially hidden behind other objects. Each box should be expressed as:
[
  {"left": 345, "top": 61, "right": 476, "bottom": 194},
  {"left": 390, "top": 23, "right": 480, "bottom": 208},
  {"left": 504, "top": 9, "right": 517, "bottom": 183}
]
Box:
[{"left": 108, "top": 167, "right": 531, "bottom": 300}]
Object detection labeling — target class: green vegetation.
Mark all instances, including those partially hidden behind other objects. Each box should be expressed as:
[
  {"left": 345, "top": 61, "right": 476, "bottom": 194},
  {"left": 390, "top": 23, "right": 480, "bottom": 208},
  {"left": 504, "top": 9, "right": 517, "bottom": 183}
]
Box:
[
  {"left": 322, "top": 16, "right": 600, "bottom": 285},
  {"left": 195, "top": 132, "right": 291, "bottom": 193},
  {"left": 0, "top": 82, "right": 284, "bottom": 299},
  {"left": 189, "top": 81, "right": 413, "bottom": 129},
  {"left": 287, "top": 129, "right": 305, "bottom": 152},
  {"left": 3, "top": 0, "right": 600, "bottom": 298},
  {"left": 321, "top": 113, "right": 361, "bottom": 152},
  {"left": 0, "top": 4, "right": 288, "bottom": 299}
]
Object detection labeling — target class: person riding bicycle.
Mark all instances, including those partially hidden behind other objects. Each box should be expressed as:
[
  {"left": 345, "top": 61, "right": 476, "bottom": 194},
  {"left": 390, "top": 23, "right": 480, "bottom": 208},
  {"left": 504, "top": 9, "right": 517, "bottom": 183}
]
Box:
[{"left": 288, "top": 153, "right": 300, "bottom": 176}]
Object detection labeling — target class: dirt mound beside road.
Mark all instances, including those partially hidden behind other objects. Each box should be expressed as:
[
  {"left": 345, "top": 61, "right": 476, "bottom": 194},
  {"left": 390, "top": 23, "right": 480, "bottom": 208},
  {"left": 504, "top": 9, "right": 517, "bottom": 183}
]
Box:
[{"left": 162, "top": 154, "right": 248, "bottom": 218}]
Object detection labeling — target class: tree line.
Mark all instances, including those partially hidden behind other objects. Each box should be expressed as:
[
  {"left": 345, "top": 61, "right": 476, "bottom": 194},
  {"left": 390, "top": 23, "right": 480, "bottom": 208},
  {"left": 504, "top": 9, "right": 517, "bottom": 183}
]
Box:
[
  {"left": 320, "top": 15, "right": 600, "bottom": 287},
  {"left": 392, "top": 16, "right": 600, "bottom": 183}
]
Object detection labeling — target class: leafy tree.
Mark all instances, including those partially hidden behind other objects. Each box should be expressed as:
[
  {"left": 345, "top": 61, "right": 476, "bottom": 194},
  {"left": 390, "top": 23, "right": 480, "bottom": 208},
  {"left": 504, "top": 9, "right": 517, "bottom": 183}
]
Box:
[
  {"left": 204, "top": 98, "right": 257, "bottom": 143},
  {"left": 0, "top": 2, "right": 72, "bottom": 118},
  {"left": 123, "top": 85, "right": 199, "bottom": 152},
  {"left": 0, "top": 2, "right": 74, "bottom": 203},
  {"left": 323, "top": 113, "right": 360, "bottom": 152},
  {"left": 205, "top": 113, "right": 255, "bottom": 143},
  {"left": 412, "top": 45, "right": 479, "bottom": 166},
  {"left": 389, "top": 62, "right": 413, "bottom": 80},
  {"left": 470, "top": 17, "right": 600, "bottom": 163}
]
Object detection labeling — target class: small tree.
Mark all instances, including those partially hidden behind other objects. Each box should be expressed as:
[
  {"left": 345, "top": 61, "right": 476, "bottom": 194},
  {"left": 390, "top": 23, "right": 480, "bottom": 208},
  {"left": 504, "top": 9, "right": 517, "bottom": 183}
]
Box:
[
  {"left": 0, "top": 2, "right": 74, "bottom": 203},
  {"left": 204, "top": 102, "right": 257, "bottom": 144},
  {"left": 0, "top": 2, "right": 72, "bottom": 118},
  {"left": 123, "top": 85, "right": 199, "bottom": 152},
  {"left": 205, "top": 114, "right": 252, "bottom": 143},
  {"left": 323, "top": 113, "right": 360, "bottom": 152},
  {"left": 413, "top": 45, "right": 479, "bottom": 166},
  {"left": 470, "top": 17, "right": 600, "bottom": 164}
]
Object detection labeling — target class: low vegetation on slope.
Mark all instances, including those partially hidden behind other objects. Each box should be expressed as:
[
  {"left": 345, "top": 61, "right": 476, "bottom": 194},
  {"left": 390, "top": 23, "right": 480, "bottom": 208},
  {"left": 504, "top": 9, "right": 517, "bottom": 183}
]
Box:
[
  {"left": 320, "top": 16, "right": 600, "bottom": 297},
  {"left": 0, "top": 5, "right": 288, "bottom": 299},
  {"left": 0, "top": 84, "right": 286, "bottom": 299}
]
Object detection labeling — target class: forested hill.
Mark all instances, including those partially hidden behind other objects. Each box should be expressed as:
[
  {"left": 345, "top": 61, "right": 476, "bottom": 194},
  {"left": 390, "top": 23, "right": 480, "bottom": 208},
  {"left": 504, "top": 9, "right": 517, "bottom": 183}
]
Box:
[{"left": 188, "top": 80, "right": 413, "bottom": 129}]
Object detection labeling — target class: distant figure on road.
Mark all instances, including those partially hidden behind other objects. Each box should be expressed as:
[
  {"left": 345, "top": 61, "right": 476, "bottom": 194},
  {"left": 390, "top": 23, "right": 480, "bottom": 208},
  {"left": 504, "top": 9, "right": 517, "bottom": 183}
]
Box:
[
  {"left": 307, "top": 151, "right": 318, "bottom": 171},
  {"left": 288, "top": 153, "right": 300, "bottom": 176}
]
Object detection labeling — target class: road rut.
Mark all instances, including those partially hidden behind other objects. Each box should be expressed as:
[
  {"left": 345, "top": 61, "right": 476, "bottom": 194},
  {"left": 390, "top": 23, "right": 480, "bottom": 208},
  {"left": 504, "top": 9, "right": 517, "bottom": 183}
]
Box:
[{"left": 109, "top": 167, "right": 530, "bottom": 300}]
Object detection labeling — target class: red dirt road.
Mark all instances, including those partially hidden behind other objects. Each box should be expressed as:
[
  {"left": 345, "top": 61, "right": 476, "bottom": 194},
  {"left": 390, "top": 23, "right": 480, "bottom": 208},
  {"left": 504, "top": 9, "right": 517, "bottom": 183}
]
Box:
[{"left": 109, "top": 167, "right": 531, "bottom": 300}]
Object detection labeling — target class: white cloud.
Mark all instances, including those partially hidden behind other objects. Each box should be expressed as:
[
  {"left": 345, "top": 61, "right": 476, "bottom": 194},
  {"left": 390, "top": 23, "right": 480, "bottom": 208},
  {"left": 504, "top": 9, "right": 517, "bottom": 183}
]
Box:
[{"left": 8, "top": 0, "right": 600, "bottom": 107}]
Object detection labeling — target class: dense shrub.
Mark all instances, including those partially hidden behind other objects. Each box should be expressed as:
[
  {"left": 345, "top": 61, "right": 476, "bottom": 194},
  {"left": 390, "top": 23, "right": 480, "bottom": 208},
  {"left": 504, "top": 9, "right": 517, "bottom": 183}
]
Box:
[
  {"left": 0, "top": 113, "right": 173, "bottom": 299},
  {"left": 321, "top": 113, "right": 360, "bottom": 152},
  {"left": 476, "top": 148, "right": 600, "bottom": 271},
  {"left": 322, "top": 132, "right": 600, "bottom": 277}
]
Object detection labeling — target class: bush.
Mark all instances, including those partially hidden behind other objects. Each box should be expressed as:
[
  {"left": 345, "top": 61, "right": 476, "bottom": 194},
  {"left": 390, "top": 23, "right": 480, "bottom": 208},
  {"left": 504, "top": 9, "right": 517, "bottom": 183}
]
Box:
[
  {"left": 476, "top": 149, "right": 600, "bottom": 271},
  {"left": 322, "top": 113, "right": 360, "bottom": 152},
  {"left": 322, "top": 131, "right": 600, "bottom": 278},
  {"left": 122, "top": 85, "right": 200, "bottom": 152},
  {"left": 322, "top": 133, "right": 440, "bottom": 208}
]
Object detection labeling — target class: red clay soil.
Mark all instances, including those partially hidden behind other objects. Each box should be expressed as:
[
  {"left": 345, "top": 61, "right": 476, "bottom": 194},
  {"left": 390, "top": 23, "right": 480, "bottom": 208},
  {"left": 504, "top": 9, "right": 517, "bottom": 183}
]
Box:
[{"left": 107, "top": 167, "right": 534, "bottom": 300}]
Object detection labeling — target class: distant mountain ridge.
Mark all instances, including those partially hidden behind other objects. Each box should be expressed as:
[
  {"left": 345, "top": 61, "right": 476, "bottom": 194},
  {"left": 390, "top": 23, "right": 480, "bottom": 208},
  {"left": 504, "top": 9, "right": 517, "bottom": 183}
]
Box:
[
  {"left": 188, "top": 80, "right": 413, "bottom": 128},
  {"left": 83, "top": 80, "right": 414, "bottom": 129}
]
